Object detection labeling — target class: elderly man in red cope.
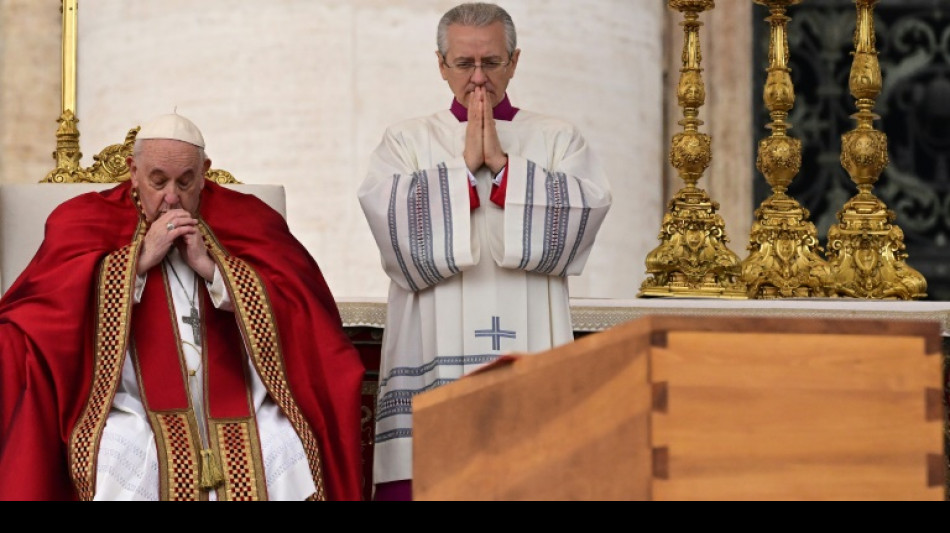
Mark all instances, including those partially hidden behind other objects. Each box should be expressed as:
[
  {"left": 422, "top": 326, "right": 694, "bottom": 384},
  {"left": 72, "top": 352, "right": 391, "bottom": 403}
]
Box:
[{"left": 0, "top": 113, "right": 365, "bottom": 501}]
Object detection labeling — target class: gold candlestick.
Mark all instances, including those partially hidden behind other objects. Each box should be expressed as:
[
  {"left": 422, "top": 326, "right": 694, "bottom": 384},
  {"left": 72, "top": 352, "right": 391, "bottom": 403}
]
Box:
[
  {"left": 639, "top": 0, "right": 747, "bottom": 299},
  {"left": 741, "top": 0, "right": 835, "bottom": 299},
  {"left": 825, "top": 0, "right": 926, "bottom": 299},
  {"left": 43, "top": 0, "right": 82, "bottom": 183}
]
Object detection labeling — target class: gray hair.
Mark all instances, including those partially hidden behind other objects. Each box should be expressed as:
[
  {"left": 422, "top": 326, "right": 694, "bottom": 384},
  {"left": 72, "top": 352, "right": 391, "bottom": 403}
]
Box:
[{"left": 437, "top": 3, "right": 517, "bottom": 57}]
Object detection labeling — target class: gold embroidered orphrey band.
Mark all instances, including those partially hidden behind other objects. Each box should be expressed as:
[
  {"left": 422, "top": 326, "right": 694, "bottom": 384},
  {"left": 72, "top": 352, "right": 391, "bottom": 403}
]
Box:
[{"left": 67, "top": 221, "right": 326, "bottom": 501}]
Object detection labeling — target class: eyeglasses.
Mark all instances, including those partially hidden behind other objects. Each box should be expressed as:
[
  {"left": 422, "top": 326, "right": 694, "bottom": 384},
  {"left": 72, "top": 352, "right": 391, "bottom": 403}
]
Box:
[{"left": 441, "top": 54, "right": 512, "bottom": 75}]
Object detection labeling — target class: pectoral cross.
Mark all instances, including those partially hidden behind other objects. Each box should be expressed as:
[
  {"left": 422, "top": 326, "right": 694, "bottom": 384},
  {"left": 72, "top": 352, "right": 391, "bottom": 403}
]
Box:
[{"left": 182, "top": 305, "right": 202, "bottom": 345}]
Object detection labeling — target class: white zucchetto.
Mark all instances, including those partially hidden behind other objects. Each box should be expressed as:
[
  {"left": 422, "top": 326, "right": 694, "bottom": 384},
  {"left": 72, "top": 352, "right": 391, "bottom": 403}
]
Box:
[{"left": 137, "top": 113, "right": 206, "bottom": 149}]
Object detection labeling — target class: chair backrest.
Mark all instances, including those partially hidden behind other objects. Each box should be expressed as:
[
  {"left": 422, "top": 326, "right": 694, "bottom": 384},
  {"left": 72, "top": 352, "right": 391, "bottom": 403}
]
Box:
[{"left": 0, "top": 182, "right": 286, "bottom": 294}]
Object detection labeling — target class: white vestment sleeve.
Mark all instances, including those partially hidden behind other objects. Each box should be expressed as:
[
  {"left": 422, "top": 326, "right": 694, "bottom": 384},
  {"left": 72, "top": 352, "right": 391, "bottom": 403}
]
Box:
[
  {"left": 133, "top": 273, "right": 146, "bottom": 303},
  {"left": 491, "top": 124, "right": 612, "bottom": 277},
  {"left": 358, "top": 126, "right": 478, "bottom": 292},
  {"left": 207, "top": 265, "right": 233, "bottom": 311}
]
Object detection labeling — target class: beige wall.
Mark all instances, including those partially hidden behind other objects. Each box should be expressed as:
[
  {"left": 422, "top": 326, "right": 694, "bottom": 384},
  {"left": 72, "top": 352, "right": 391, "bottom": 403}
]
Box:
[
  {"left": 0, "top": 1, "right": 756, "bottom": 301},
  {"left": 0, "top": 0, "right": 61, "bottom": 185}
]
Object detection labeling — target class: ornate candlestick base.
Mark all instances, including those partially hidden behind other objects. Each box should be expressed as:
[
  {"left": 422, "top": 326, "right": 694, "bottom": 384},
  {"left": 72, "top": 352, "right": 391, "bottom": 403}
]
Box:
[
  {"left": 640, "top": 187, "right": 746, "bottom": 298},
  {"left": 827, "top": 193, "right": 926, "bottom": 299},
  {"left": 744, "top": 193, "right": 835, "bottom": 299}
]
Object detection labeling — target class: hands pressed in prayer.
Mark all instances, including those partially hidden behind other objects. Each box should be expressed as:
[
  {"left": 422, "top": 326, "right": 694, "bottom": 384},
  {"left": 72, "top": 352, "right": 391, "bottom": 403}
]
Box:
[
  {"left": 464, "top": 86, "right": 508, "bottom": 175},
  {"left": 138, "top": 208, "right": 214, "bottom": 281},
  {"left": 176, "top": 213, "right": 216, "bottom": 282}
]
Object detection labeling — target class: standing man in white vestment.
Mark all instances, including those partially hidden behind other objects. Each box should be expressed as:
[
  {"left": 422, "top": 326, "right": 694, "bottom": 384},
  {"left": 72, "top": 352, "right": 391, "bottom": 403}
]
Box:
[{"left": 358, "top": 2, "right": 612, "bottom": 501}]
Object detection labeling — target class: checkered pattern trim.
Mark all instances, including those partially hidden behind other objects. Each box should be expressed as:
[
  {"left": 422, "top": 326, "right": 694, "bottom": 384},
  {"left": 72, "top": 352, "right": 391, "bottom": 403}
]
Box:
[
  {"left": 156, "top": 413, "right": 202, "bottom": 501},
  {"left": 213, "top": 421, "right": 263, "bottom": 501},
  {"left": 68, "top": 243, "right": 139, "bottom": 501},
  {"left": 205, "top": 223, "right": 326, "bottom": 501}
]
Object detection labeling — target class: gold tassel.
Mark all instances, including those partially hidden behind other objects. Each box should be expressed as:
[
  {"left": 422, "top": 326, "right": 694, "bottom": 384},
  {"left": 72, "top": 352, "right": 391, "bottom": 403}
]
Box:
[{"left": 199, "top": 448, "right": 225, "bottom": 490}]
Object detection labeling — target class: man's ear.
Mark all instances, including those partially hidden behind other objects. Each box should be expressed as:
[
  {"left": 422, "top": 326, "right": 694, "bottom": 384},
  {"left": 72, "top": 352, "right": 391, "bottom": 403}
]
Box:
[
  {"left": 126, "top": 156, "right": 138, "bottom": 185},
  {"left": 436, "top": 50, "right": 449, "bottom": 81},
  {"left": 508, "top": 48, "right": 521, "bottom": 79}
]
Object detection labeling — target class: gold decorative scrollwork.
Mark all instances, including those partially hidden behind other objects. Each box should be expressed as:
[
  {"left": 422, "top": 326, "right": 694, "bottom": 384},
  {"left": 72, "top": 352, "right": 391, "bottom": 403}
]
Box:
[{"left": 205, "top": 169, "right": 240, "bottom": 185}]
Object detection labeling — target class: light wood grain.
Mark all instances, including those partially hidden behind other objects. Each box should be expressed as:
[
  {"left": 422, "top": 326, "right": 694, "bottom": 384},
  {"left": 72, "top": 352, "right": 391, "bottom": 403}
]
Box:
[{"left": 413, "top": 315, "right": 945, "bottom": 500}]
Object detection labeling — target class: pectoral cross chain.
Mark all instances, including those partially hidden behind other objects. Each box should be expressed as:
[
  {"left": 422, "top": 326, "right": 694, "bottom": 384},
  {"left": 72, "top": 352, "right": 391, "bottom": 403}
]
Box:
[{"left": 166, "top": 258, "right": 202, "bottom": 346}]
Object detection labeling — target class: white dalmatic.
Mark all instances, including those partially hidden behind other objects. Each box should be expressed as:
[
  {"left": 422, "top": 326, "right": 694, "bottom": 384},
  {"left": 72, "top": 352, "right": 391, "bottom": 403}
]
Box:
[{"left": 359, "top": 109, "right": 612, "bottom": 485}]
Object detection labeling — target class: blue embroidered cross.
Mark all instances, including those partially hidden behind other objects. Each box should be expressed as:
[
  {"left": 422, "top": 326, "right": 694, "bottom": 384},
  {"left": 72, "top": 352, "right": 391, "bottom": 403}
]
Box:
[{"left": 474, "top": 316, "right": 517, "bottom": 351}]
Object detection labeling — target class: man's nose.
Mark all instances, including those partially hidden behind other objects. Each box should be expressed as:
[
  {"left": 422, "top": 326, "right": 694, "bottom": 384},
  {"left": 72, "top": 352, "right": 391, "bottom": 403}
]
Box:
[
  {"left": 165, "top": 191, "right": 181, "bottom": 206},
  {"left": 470, "top": 66, "right": 488, "bottom": 84}
]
